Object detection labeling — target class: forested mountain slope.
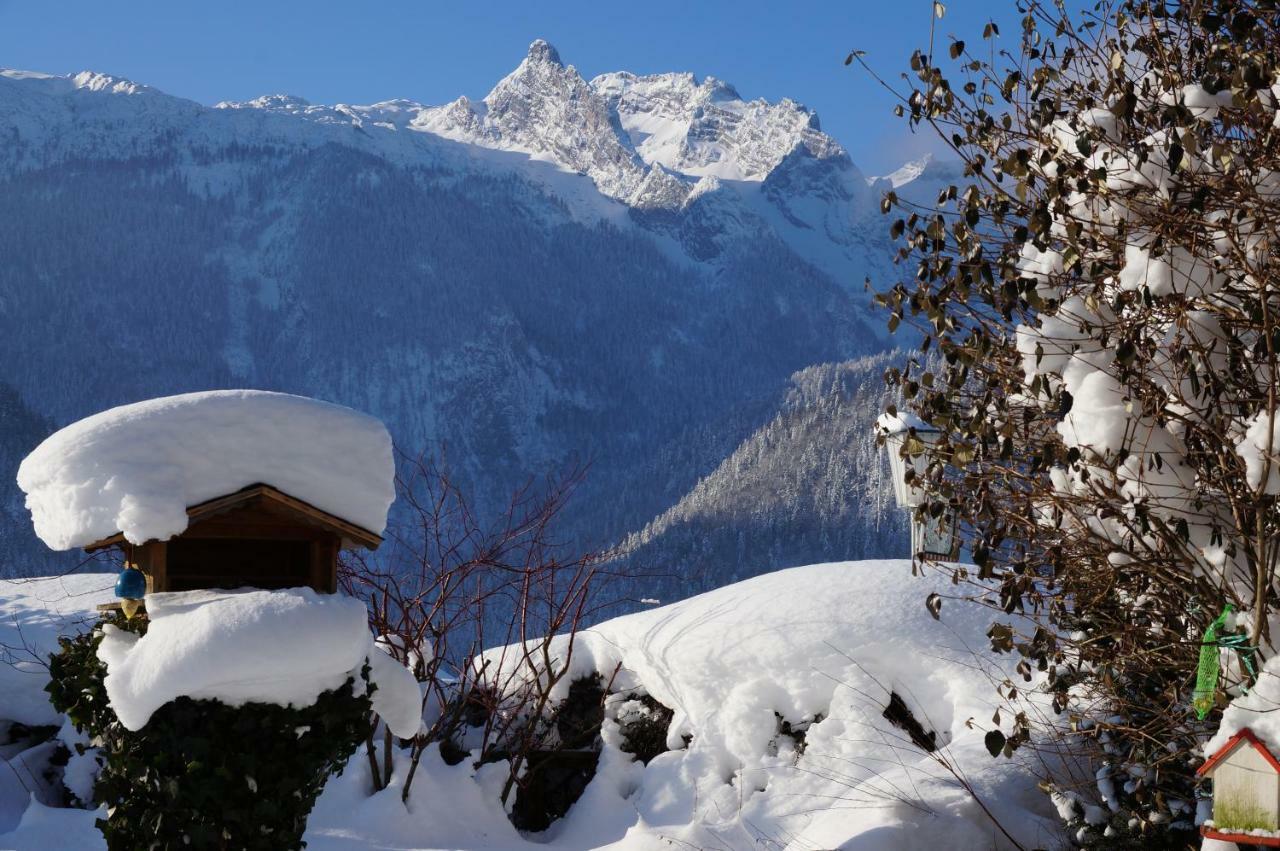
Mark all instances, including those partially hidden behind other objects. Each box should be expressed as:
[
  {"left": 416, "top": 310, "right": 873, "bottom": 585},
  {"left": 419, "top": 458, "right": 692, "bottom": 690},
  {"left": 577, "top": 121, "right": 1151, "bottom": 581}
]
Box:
[{"left": 615, "top": 353, "right": 909, "bottom": 601}]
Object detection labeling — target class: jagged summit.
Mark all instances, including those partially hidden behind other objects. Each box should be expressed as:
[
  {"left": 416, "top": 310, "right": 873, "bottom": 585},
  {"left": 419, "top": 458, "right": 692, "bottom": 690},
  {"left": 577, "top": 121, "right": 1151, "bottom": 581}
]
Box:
[
  {"left": 204, "top": 38, "right": 863, "bottom": 206},
  {"left": 0, "top": 68, "right": 154, "bottom": 97},
  {"left": 526, "top": 38, "right": 562, "bottom": 66},
  {"left": 70, "top": 71, "right": 154, "bottom": 96}
]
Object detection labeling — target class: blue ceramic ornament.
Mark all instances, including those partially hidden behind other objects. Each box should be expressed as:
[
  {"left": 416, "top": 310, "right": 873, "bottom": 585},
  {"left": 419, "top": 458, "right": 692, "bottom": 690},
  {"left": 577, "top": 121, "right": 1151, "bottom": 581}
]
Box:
[{"left": 115, "top": 565, "right": 147, "bottom": 600}]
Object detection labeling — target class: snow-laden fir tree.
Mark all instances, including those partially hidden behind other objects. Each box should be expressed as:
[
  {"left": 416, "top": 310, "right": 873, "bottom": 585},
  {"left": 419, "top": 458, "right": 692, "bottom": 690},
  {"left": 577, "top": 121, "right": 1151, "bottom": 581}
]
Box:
[{"left": 863, "top": 0, "right": 1280, "bottom": 845}]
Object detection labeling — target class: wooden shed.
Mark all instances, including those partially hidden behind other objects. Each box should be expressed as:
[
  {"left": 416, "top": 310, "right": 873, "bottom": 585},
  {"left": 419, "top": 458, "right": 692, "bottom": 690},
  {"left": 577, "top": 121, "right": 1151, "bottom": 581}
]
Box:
[
  {"left": 87, "top": 483, "right": 382, "bottom": 595},
  {"left": 1200, "top": 727, "right": 1280, "bottom": 845}
]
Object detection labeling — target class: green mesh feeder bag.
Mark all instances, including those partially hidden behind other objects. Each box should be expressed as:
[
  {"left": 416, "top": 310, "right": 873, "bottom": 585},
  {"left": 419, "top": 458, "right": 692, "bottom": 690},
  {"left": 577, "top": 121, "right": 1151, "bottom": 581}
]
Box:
[{"left": 1194, "top": 606, "right": 1233, "bottom": 720}]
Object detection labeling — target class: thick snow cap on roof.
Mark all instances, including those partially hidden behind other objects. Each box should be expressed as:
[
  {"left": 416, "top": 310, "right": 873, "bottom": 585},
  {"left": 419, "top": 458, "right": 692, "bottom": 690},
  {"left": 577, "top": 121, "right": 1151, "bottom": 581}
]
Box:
[{"left": 17, "top": 390, "right": 395, "bottom": 551}]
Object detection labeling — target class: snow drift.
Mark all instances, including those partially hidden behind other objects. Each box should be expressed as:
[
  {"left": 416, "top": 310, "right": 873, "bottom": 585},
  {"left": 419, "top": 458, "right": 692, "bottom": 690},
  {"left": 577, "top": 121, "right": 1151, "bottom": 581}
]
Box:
[
  {"left": 17, "top": 390, "right": 395, "bottom": 550},
  {"left": 459, "top": 560, "right": 1054, "bottom": 850}
]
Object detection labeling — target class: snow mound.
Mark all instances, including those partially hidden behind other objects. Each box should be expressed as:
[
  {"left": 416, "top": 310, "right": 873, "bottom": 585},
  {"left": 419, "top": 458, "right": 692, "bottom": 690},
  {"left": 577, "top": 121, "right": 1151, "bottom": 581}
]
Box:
[
  {"left": 478, "top": 561, "right": 1053, "bottom": 849},
  {"left": 97, "top": 587, "right": 421, "bottom": 737},
  {"left": 17, "top": 390, "right": 395, "bottom": 550},
  {"left": 0, "top": 563, "right": 1053, "bottom": 849}
]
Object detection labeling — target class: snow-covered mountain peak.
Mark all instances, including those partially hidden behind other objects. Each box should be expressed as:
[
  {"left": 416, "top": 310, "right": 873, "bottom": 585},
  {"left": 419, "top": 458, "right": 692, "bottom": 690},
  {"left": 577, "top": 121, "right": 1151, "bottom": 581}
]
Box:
[
  {"left": 462, "top": 40, "right": 647, "bottom": 198},
  {"left": 590, "top": 69, "right": 844, "bottom": 183},
  {"left": 876, "top": 154, "right": 933, "bottom": 189},
  {"left": 867, "top": 153, "right": 968, "bottom": 214},
  {"left": 0, "top": 69, "right": 154, "bottom": 99},
  {"left": 525, "top": 38, "right": 562, "bottom": 67},
  {"left": 70, "top": 71, "right": 154, "bottom": 96},
  {"left": 872, "top": 153, "right": 967, "bottom": 189}
]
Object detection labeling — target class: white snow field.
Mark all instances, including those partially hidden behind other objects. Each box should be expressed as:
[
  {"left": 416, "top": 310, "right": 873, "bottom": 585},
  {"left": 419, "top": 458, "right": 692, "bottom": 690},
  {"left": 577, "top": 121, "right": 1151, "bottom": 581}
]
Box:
[
  {"left": 0, "top": 562, "right": 1056, "bottom": 850},
  {"left": 17, "top": 390, "right": 396, "bottom": 551}
]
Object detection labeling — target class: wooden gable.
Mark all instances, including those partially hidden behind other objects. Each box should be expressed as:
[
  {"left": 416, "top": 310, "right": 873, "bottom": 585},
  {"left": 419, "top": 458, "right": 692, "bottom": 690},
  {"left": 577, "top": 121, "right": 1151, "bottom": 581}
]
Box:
[
  {"left": 85, "top": 484, "right": 383, "bottom": 554},
  {"left": 86, "top": 484, "right": 382, "bottom": 595},
  {"left": 1200, "top": 728, "right": 1280, "bottom": 777},
  {"left": 1201, "top": 727, "right": 1280, "bottom": 844}
]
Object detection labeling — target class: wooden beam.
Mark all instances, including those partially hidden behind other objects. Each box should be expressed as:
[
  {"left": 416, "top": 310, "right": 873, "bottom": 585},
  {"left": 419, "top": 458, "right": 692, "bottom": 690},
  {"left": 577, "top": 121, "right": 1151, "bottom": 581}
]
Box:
[{"left": 84, "top": 483, "right": 383, "bottom": 553}]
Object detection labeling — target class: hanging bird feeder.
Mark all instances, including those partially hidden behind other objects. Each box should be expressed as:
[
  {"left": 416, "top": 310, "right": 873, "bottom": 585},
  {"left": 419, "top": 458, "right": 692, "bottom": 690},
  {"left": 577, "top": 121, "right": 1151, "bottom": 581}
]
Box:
[{"left": 114, "top": 562, "right": 147, "bottom": 619}]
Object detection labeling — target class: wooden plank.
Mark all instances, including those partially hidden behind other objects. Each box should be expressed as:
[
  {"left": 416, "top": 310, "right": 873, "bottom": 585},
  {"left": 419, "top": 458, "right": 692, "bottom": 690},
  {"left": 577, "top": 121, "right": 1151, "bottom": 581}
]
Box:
[
  {"left": 308, "top": 536, "right": 338, "bottom": 593},
  {"left": 179, "top": 524, "right": 332, "bottom": 542},
  {"left": 253, "top": 486, "right": 383, "bottom": 550},
  {"left": 96, "top": 600, "right": 147, "bottom": 615},
  {"left": 151, "top": 542, "right": 168, "bottom": 593}
]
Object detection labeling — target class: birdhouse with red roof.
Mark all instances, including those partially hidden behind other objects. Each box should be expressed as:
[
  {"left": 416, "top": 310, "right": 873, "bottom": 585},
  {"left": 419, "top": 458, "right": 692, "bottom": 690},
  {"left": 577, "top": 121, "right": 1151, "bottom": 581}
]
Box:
[{"left": 1200, "top": 727, "right": 1280, "bottom": 844}]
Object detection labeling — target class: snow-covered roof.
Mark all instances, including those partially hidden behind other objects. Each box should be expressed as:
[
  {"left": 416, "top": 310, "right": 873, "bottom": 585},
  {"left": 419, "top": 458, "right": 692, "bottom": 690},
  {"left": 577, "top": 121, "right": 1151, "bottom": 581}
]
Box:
[
  {"left": 1199, "top": 727, "right": 1280, "bottom": 776},
  {"left": 1206, "top": 654, "right": 1280, "bottom": 760},
  {"left": 874, "top": 410, "right": 933, "bottom": 436},
  {"left": 17, "top": 390, "right": 395, "bottom": 551}
]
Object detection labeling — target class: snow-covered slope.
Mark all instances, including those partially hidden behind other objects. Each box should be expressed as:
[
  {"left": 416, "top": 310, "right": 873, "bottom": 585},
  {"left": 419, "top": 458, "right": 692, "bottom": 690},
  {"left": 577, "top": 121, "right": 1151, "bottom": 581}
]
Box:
[
  {"left": 0, "top": 563, "right": 1055, "bottom": 850},
  {"left": 471, "top": 561, "right": 1054, "bottom": 850}
]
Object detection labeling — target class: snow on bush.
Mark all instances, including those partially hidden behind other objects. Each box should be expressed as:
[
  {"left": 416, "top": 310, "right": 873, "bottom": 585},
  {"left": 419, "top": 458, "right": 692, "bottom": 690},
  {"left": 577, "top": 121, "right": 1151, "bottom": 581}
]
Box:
[
  {"left": 873, "top": 4, "right": 1280, "bottom": 841},
  {"left": 96, "top": 587, "right": 421, "bottom": 737},
  {"left": 17, "top": 390, "right": 395, "bottom": 550},
  {"left": 1237, "top": 411, "right": 1280, "bottom": 496}
]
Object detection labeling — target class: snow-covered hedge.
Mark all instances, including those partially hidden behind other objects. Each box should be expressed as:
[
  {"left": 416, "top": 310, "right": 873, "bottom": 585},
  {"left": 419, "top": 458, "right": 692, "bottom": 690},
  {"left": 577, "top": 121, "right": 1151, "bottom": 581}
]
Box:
[
  {"left": 50, "top": 615, "right": 374, "bottom": 851},
  {"left": 45, "top": 588, "right": 422, "bottom": 851}
]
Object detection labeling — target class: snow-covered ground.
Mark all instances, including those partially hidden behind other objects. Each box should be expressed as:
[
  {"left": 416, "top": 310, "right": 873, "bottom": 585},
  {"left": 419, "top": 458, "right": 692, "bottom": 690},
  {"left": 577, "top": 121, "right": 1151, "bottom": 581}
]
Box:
[{"left": 0, "top": 562, "right": 1057, "bottom": 850}]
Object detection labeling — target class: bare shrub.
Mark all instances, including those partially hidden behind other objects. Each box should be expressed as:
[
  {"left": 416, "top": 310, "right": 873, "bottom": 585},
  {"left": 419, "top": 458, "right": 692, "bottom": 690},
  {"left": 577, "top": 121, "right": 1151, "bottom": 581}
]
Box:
[{"left": 340, "top": 452, "right": 606, "bottom": 810}]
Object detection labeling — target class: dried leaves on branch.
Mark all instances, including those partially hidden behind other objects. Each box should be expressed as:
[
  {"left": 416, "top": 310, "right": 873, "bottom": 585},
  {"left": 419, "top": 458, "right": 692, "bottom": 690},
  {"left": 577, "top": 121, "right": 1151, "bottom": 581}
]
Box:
[{"left": 860, "top": 0, "right": 1280, "bottom": 845}]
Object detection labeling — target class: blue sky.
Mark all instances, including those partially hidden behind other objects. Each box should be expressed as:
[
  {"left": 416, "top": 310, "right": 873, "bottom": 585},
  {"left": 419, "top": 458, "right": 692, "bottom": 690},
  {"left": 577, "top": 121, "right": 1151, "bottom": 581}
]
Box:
[{"left": 0, "top": 0, "right": 1018, "bottom": 174}]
